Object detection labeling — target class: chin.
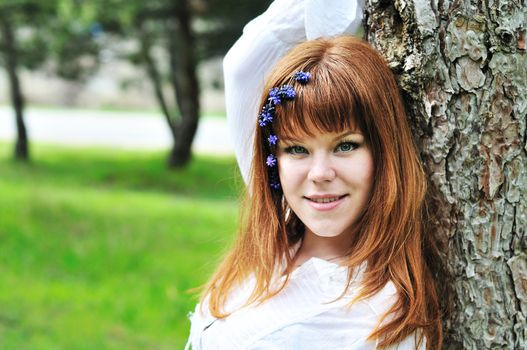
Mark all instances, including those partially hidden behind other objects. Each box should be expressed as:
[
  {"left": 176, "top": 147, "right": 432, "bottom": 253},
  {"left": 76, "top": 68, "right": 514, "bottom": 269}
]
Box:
[{"left": 306, "top": 224, "right": 347, "bottom": 238}]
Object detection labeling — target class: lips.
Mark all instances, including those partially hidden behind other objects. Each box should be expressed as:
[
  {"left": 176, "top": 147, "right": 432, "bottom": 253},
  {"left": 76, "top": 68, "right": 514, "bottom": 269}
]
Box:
[
  {"left": 307, "top": 196, "right": 343, "bottom": 203},
  {"left": 304, "top": 194, "right": 348, "bottom": 211}
]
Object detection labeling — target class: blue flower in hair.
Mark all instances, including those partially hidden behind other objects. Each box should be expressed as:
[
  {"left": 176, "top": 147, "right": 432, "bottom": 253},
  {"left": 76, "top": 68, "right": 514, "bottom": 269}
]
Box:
[
  {"left": 268, "top": 134, "right": 278, "bottom": 145},
  {"left": 293, "top": 71, "right": 311, "bottom": 84},
  {"left": 266, "top": 154, "right": 277, "bottom": 167},
  {"left": 270, "top": 181, "right": 281, "bottom": 190},
  {"left": 263, "top": 103, "right": 276, "bottom": 114},
  {"left": 259, "top": 104, "right": 275, "bottom": 127},
  {"left": 279, "top": 85, "right": 296, "bottom": 100},
  {"left": 268, "top": 87, "right": 282, "bottom": 105},
  {"left": 260, "top": 110, "right": 273, "bottom": 123}
]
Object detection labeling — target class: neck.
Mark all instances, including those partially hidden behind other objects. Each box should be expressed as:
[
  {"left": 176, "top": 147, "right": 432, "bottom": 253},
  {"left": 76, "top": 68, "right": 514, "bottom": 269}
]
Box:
[{"left": 294, "top": 228, "right": 353, "bottom": 266}]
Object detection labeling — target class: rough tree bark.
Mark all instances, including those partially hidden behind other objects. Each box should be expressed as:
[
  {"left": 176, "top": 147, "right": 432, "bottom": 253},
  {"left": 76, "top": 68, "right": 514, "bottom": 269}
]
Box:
[
  {"left": 0, "top": 13, "right": 29, "bottom": 161},
  {"left": 364, "top": 1, "right": 526, "bottom": 349}
]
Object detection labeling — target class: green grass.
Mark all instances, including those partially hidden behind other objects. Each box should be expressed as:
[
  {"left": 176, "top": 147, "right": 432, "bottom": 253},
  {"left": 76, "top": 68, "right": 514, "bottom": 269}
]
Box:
[{"left": 0, "top": 143, "right": 243, "bottom": 349}]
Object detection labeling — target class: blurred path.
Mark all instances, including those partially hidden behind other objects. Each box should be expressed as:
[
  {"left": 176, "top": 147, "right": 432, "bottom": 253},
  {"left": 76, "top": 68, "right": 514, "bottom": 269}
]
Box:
[{"left": 0, "top": 106, "right": 233, "bottom": 155}]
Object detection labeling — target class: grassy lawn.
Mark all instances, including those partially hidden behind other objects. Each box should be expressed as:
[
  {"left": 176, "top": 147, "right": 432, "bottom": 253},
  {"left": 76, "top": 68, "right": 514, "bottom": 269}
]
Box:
[{"left": 0, "top": 143, "right": 243, "bottom": 349}]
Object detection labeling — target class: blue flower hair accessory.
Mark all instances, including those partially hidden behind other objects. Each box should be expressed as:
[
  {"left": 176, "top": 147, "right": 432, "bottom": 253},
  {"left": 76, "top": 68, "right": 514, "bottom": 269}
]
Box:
[
  {"left": 293, "top": 71, "right": 311, "bottom": 84},
  {"left": 279, "top": 85, "right": 296, "bottom": 100},
  {"left": 268, "top": 87, "right": 282, "bottom": 105},
  {"left": 259, "top": 70, "right": 311, "bottom": 191},
  {"left": 268, "top": 134, "right": 278, "bottom": 146},
  {"left": 266, "top": 154, "right": 277, "bottom": 167}
]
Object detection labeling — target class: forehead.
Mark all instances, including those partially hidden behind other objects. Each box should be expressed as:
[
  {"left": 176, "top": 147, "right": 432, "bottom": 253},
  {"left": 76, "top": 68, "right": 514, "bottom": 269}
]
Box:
[{"left": 274, "top": 104, "right": 362, "bottom": 141}]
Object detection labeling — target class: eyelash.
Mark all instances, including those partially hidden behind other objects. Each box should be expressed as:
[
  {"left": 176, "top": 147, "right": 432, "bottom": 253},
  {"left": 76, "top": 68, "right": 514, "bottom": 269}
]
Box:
[
  {"left": 283, "top": 140, "right": 359, "bottom": 155},
  {"left": 335, "top": 141, "right": 359, "bottom": 152},
  {"left": 284, "top": 145, "right": 307, "bottom": 154}
]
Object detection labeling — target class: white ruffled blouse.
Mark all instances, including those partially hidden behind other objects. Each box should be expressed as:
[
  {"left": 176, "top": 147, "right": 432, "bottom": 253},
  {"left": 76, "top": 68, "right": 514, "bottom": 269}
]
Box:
[{"left": 186, "top": 258, "right": 423, "bottom": 349}]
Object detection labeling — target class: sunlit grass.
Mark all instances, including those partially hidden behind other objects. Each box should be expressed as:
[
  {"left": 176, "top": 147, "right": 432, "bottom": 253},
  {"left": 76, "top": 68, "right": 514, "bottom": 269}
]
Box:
[{"left": 0, "top": 143, "right": 242, "bottom": 349}]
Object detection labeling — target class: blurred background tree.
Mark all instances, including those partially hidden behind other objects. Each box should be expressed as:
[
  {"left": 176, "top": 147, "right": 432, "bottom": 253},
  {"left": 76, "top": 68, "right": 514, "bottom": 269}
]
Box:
[
  {"left": 0, "top": 2, "right": 271, "bottom": 348},
  {"left": 84, "top": 0, "right": 271, "bottom": 168},
  {"left": 0, "top": 0, "right": 100, "bottom": 161},
  {"left": 1, "top": 0, "right": 270, "bottom": 167}
]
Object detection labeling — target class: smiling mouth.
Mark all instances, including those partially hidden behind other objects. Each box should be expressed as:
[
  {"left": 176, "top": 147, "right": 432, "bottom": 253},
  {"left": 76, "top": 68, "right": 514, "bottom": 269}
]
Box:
[{"left": 305, "top": 195, "right": 348, "bottom": 203}]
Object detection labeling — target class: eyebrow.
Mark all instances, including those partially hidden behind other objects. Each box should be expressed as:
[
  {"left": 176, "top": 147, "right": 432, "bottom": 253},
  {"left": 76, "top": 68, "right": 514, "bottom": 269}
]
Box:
[
  {"left": 279, "top": 130, "right": 363, "bottom": 143},
  {"left": 333, "top": 130, "right": 363, "bottom": 140}
]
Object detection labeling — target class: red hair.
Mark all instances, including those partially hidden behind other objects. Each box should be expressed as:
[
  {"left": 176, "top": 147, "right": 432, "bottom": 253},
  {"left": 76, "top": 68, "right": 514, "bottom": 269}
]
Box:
[{"left": 203, "top": 36, "right": 443, "bottom": 349}]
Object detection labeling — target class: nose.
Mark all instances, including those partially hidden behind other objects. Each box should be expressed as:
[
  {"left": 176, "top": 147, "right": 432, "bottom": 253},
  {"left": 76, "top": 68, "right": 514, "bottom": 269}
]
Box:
[{"left": 307, "top": 153, "right": 336, "bottom": 183}]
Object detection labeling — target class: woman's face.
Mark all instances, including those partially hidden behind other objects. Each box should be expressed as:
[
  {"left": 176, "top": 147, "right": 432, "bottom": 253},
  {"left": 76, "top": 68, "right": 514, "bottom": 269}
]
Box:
[{"left": 277, "top": 128, "right": 374, "bottom": 239}]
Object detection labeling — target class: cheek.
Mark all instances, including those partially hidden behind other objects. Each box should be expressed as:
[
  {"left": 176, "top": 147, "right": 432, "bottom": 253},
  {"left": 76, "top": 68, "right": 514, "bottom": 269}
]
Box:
[
  {"left": 277, "top": 158, "right": 305, "bottom": 194},
  {"left": 353, "top": 152, "right": 375, "bottom": 192}
]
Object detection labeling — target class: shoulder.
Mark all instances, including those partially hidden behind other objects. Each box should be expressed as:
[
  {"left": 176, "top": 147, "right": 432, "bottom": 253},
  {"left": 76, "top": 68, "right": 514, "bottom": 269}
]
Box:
[
  {"left": 361, "top": 280, "right": 398, "bottom": 316},
  {"left": 357, "top": 281, "right": 427, "bottom": 350},
  {"left": 187, "top": 276, "right": 257, "bottom": 337},
  {"left": 384, "top": 332, "right": 427, "bottom": 350}
]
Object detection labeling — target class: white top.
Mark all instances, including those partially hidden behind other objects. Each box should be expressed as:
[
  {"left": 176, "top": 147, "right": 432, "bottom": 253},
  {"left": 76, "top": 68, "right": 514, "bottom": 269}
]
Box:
[
  {"left": 223, "top": 0, "right": 365, "bottom": 183},
  {"left": 185, "top": 257, "right": 424, "bottom": 349}
]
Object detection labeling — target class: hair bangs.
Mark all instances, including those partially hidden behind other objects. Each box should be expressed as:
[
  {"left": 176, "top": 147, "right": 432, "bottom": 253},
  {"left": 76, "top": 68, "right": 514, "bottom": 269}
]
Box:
[{"left": 274, "top": 66, "right": 363, "bottom": 140}]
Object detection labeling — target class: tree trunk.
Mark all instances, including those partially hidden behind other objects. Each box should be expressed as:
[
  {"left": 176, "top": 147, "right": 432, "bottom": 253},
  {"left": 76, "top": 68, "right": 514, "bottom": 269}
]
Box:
[
  {"left": 0, "top": 14, "right": 29, "bottom": 161},
  {"left": 364, "top": 1, "right": 526, "bottom": 348},
  {"left": 138, "top": 0, "right": 200, "bottom": 169},
  {"left": 167, "top": 0, "right": 200, "bottom": 168},
  {"left": 138, "top": 20, "right": 173, "bottom": 129}
]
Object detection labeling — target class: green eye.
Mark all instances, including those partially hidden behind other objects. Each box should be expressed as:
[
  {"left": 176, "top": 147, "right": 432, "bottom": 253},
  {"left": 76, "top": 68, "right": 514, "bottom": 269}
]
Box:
[
  {"left": 286, "top": 145, "right": 308, "bottom": 154},
  {"left": 336, "top": 142, "right": 357, "bottom": 152}
]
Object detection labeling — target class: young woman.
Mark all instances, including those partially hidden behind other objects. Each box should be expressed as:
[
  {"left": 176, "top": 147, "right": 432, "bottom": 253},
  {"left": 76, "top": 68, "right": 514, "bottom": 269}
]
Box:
[{"left": 186, "top": 1, "right": 444, "bottom": 349}]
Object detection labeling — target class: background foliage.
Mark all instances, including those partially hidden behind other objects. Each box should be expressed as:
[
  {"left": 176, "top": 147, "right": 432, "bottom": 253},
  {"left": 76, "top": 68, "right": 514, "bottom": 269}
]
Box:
[
  {"left": 0, "top": 0, "right": 272, "bottom": 348},
  {"left": 0, "top": 144, "right": 243, "bottom": 349}
]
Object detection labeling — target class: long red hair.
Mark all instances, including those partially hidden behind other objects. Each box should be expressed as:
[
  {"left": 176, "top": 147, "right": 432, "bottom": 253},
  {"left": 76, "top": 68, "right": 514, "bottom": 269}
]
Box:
[{"left": 203, "top": 36, "right": 443, "bottom": 349}]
